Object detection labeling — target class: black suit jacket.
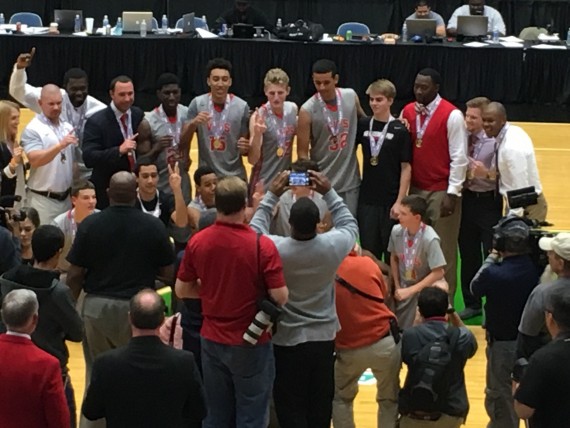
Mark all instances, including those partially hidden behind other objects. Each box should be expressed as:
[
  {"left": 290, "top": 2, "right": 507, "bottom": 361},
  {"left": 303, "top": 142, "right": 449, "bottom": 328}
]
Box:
[
  {"left": 0, "top": 143, "right": 16, "bottom": 202},
  {"left": 82, "top": 335, "right": 206, "bottom": 428},
  {"left": 83, "top": 106, "right": 144, "bottom": 209}
]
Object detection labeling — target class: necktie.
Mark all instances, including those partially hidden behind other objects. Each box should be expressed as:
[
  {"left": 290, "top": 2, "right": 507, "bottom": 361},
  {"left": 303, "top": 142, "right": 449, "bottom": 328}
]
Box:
[
  {"left": 120, "top": 113, "right": 135, "bottom": 172},
  {"left": 468, "top": 134, "right": 476, "bottom": 157}
]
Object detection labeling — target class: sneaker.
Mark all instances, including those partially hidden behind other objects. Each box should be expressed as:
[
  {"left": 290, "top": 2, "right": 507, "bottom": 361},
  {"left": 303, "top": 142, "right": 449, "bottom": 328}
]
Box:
[{"left": 458, "top": 307, "right": 482, "bottom": 320}]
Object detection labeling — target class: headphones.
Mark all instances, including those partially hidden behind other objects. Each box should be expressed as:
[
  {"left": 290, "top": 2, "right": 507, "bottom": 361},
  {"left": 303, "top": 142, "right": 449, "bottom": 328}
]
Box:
[{"left": 493, "top": 216, "right": 530, "bottom": 252}]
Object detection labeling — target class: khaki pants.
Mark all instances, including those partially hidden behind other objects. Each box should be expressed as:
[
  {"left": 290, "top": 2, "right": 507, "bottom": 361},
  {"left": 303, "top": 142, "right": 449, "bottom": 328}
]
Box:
[
  {"left": 399, "top": 414, "right": 464, "bottom": 428},
  {"left": 524, "top": 193, "right": 548, "bottom": 223}
]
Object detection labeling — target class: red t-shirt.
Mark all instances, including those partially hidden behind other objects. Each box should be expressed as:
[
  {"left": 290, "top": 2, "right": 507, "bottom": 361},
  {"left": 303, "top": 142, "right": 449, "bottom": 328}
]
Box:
[
  {"left": 178, "top": 221, "right": 286, "bottom": 345},
  {"left": 335, "top": 253, "right": 396, "bottom": 350}
]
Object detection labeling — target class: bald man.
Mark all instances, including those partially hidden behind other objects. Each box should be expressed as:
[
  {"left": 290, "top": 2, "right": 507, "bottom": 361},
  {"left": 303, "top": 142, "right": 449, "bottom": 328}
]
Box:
[
  {"left": 21, "top": 84, "right": 79, "bottom": 224},
  {"left": 481, "top": 102, "right": 547, "bottom": 221},
  {"left": 67, "top": 171, "right": 174, "bottom": 398}
]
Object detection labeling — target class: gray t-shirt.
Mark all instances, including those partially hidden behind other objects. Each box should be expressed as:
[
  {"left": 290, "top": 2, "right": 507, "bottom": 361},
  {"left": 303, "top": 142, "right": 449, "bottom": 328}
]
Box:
[
  {"left": 187, "top": 93, "right": 249, "bottom": 181},
  {"left": 301, "top": 88, "right": 360, "bottom": 193},
  {"left": 250, "top": 101, "right": 297, "bottom": 192},
  {"left": 406, "top": 11, "right": 445, "bottom": 26},
  {"left": 146, "top": 104, "right": 191, "bottom": 204},
  {"left": 388, "top": 224, "right": 446, "bottom": 288},
  {"left": 270, "top": 190, "right": 328, "bottom": 237}
]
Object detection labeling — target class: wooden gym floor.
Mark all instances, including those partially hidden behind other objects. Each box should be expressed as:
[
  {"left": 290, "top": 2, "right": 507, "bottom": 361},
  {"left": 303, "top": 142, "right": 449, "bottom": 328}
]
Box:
[{"left": 17, "top": 109, "right": 569, "bottom": 427}]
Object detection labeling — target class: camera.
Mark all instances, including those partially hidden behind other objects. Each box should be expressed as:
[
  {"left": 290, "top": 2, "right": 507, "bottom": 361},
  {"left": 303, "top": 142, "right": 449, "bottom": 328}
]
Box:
[
  {"left": 243, "top": 299, "right": 283, "bottom": 345},
  {"left": 0, "top": 195, "right": 26, "bottom": 230},
  {"left": 288, "top": 171, "right": 310, "bottom": 187},
  {"left": 511, "top": 357, "right": 529, "bottom": 383}
]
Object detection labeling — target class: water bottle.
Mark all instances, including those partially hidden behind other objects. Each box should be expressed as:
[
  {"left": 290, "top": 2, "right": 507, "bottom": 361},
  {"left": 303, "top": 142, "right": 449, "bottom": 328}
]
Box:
[
  {"left": 566, "top": 27, "right": 570, "bottom": 46},
  {"left": 115, "top": 17, "right": 123, "bottom": 36},
  {"left": 0, "top": 13, "right": 5, "bottom": 25},
  {"left": 202, "top": 15, "right": 208, "bottom": 30},
  {"left": 140, "top": 19, "right": 147, "bottom": 37},
  {"left": 492, "top": 29, "right": 499, "bottom": 44},
  {"left": 346, "top": 30, "right": 352, "bottom": 41},
  {"left": 103, "top": 14, "right": 109, "bottom": 29},
  {"left": 161, "top": 14, "right": 168, "bottom": 33},
  {"left": 276, "top": 18, "right": 282, "bottom": 29},
  {"left": 402, "top": 23, "right": 408, "bottom": 42},
  {"left": 220, "top": 23, "right": 227, "bottom": 36},
  {"left": 74, "top": 14, "right": 81, "bottom": 32}
]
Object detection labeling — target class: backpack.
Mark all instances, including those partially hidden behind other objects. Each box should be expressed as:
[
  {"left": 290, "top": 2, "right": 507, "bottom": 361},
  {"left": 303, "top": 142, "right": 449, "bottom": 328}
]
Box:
[{"left": 399, "top": 326, "right": 461, "bottom": 415}]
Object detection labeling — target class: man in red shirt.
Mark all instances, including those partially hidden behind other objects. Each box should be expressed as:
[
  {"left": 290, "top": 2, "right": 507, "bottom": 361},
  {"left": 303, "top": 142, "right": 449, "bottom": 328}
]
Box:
[
  {"left": 401, "top": 68, "right": 468, "bottom": 302},
  {"left": 333, "top": 247, "right": 400, "bottom": 428},
  {"left": 175, "top": 176, "right": 288, "bottom": 428}
]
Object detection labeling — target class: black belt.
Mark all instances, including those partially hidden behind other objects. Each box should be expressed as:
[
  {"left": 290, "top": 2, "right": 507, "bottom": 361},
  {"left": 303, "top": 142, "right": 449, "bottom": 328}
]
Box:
[
  {"left": 463, "top": 189, "right": 496, "bottom": 198},
  {"left": 408, "top": 411, "right": 442, "bottom": 421},
  {"left": 30, "top": 188, "right": 71, "bottom": 201}
]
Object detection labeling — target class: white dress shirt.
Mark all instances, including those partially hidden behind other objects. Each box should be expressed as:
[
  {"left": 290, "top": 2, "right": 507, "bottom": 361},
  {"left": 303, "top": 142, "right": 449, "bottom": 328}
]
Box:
[{"left": 447, "top": 5, "right": 506, "bottom": 35}]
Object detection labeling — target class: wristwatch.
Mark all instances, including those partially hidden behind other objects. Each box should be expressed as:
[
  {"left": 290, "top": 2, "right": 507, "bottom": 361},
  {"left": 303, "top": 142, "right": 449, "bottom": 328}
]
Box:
[{"left": 446, "top": 306, "right": 456, "bottom": 314}]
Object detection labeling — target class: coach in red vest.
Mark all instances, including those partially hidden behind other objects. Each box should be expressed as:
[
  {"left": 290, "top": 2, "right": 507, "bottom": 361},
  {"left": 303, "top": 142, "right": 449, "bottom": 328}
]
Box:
[{"left": 401, "top": 68, "right": 468, "bottom": 302}]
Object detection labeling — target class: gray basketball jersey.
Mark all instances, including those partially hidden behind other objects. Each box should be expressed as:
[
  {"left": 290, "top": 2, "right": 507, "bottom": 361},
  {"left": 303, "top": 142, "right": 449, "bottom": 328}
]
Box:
[
  {"left": 251, "top": 101, "right": 297, "bottom": 191},
  {"left": 187, "top": 93, "right": 249, "bottom": 181},
  {"left": 301, "top": 87, "right": 360, "bottom": 192}
]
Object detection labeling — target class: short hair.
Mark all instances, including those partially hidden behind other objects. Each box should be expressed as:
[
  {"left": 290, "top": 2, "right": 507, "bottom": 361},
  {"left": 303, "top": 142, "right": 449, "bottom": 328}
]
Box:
[
  {"left": 199, "top": 208, "right": 217, "bottom": 231},
  {"left": 71, "top": 180, "right": 95, "bottom": 198},
  {"left": 0, "top": 289, "right": 38, "bottom": 330},
  {"left": 134, "top": 158, "right": 158, "bottom": 176},
  {"left": 484, "top": 101, "right": 508, "bottom": 120},
  {"left": 0, "top": 100, "right": 20, "bottom": 143},
  {"left": 194, "top": 166, "right": 216, "bottom": 187},
  {"left": 401, "top": 195, "right": 427, "bottom": 220},
  {"left": 366, "top": 79, "right": 397, "bottom": 99},
  {"left": 63, "top": 68, "right": 88, "bottom": 87},
  {"left": 289, "top": 197, "right": 320, "bottom": 235},
  {"left": 547, "top": 286, "right": 570, "bottom": 332},
  {"left": 22, "top": 207, "right": 40, "bottom": 228},
  {"left": 312, "top": 59, "right": 338, "bottom": 76},
  {"left": 109, "top": 75, "right": 133, "bottom": 92},
  {"left": 215, "top": 176, "right": 247, "bottom": 215},
  {"left": 207, "top": 58, "right": 232, "bottom": 77},
  {"left": 156, "top": 73, "right": 180, "bottom": 91},
  {"left": 32, "top": 225, "right": 64, "bottom": 263},
  {"left": 417, "top": 68, "right": 442, "bottom": 86},
  {"left": 129, "top": 289, "right": 165, "bottom": 329},
  {"left": 416, "top": 0, "right": 431, "bottom": 7},
  {"left": 418, "top": 286, "right": 448, "bottom": 318},
  {"left": 291, "top": 159, "right": 320, "bottom": 173},
  {"left": 466, "top": 96, "right": 491, "bottom": 110},
  {"left": 264, "top": 68, "right": 290, "bottom": 88}
]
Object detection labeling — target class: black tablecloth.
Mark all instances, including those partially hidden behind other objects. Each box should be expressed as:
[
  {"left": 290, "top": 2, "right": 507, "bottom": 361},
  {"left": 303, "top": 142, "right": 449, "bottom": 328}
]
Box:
[{"left": 0, "top": 34, "right": 569, "bottom": 115}]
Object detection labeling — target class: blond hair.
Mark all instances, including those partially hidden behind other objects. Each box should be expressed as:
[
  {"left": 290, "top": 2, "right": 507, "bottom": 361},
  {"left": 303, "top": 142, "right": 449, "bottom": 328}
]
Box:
[
  {"left": 366, "top": 79, "right": 396, "bottom": 99},
  {"left": 466, "top": 96, "right": 491, "bottom": 110},
  {"left": 264, "top": 68, "right": 290, "bottom": 88},
  {"left": 0, "top": 100, "right": 19, "bottom": 143}
]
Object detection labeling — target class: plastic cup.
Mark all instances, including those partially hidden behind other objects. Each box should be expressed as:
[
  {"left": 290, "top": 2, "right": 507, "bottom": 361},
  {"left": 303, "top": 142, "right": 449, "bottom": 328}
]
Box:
[{"left": 85, "top": 17, "right": 94, "bottom": 34}]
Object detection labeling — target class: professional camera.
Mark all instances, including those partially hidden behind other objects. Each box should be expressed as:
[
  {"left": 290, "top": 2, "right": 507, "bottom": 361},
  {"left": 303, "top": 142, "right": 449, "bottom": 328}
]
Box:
[
  {"left": 243, "top": 298, "right": 283, "bottom": 346},
  {"left": 511, "top": 357, "right": 529, "bottom": 383},
  {"left": 0, "top": 195, "right": 26, "bottom": 230}
]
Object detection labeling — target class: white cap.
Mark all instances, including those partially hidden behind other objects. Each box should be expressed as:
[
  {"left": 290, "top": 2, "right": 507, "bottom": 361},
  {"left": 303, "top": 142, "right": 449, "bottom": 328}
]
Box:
[{"left": 539, "top": 233, "right": 570, "bottom": 260}]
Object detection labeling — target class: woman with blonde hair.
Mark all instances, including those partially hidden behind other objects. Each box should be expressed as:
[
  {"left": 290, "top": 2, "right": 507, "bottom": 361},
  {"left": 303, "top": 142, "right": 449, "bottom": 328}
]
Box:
[{"left": 0, "top": 100, "right": 26, "bottom": 206}]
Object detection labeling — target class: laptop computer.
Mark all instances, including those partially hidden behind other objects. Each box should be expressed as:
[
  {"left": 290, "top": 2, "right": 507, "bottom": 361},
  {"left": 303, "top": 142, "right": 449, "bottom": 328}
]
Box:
[
  {"left": 181, "top": 12, "right": 196, "bottom": 34},
  {"left": 122, "top": 11, "right": 154, "bottom": 33},
  {"left": 232, "top": 23, "right": 255, "bottom": 39},
  {"left": 405, "top": 18, "right": 437, "bottom": 38},
  {"left": 54, "top": 9, "right": 82, "bottom": 33},
  {"left": 457, "top": 15, "right": 489, "bottom": 37}
]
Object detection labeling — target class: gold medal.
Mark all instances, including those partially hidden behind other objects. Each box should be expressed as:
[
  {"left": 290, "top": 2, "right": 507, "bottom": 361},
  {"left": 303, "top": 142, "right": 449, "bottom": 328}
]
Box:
[
  {"left": 213, "top": 139, "right": 222, "bottom": 150},
  {"left": 415, "top": 138, "right": 422, "bottom": 148},
  {"left": 467, "top": 170, "right": 474, "bottom": 180},
  {"left": 404, "top": 270, "right": 414, "bottom": 281},
  {"left": 370, "top": 156, "right": 379, "bottom": 166},
  {"left": 487, "top": 170, "right": 497, "bottom": 180},
  {"left": 276, "top": 147, "right": 284, "bottom": 157},
  {"left": 330, "top": 135, "right": 338, "bottom": 145}
]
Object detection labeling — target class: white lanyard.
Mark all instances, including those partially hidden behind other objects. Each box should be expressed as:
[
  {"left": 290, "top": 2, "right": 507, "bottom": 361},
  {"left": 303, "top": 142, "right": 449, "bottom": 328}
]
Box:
[
  {"left": 403, "top": 223, "right": 426, "bottom": 272},
  {"left": 137, "top": 190, "right": 161, "bottom": 218},
  {"left": 263, "top": 102, "right": 290, "bottom": 150},
  {"left": 492, "top": 123, "right": 510, "bottom": 168},
  {"left": 208, "top": 95, "right": 231, "bottom": 140},
  {"left": 63, "top": 96, "right": 86, "bottom": 134},
  {"left": 415, "top": 97, "right": 441, "bottom": 141},
  {"left": 368, "top": 116, "right": 394, "bottom": 157},
  {"left": 316, "top": 89, "right": 343, "bottom": 137},
  {"left": 158, "top": 105, "right": 182, "bottom": 147},
  {"left": 118, "top": 111, "right": 133, "bottom": 141}
]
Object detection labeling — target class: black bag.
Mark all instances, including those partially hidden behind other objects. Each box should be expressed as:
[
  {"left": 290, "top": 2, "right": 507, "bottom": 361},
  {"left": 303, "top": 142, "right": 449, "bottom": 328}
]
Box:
[
  {"left": 276, "top": 20, "right": 324, "bottom": 42},
  {"left": 399, "top": 326, "right": 461, "bottom": 415}
]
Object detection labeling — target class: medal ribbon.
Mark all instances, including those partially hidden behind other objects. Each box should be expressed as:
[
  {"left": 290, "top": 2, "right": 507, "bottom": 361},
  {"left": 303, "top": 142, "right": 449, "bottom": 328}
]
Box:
[
  {"left": 491, "top": 122, "right": 509, "bottom": 169},
  {"left": 158, "top": 105, "right": 182, "bottom": 147},
  {"left": 137, "top": 190, "right": 162, "bottom": 218},
  {"left": 403, "top": 223, "right": 426, "bottom": 274},
  {"left": 208, "top": 94, "right": 231, "bottom": 140},
  {"left": 263, "top": 102, "right": 290, "bottom": 151},
  {"left": 63, "top": 96, "right": 86, "bottom": 137},
  {"left": 415, "top": 97, "right": 442, "bottom": 142},
  {"left": 368, "top": 116, "right": 394, "bottom": 158},
  {"left": 316, "top": 89, "right": 343, "bottom": 137}
]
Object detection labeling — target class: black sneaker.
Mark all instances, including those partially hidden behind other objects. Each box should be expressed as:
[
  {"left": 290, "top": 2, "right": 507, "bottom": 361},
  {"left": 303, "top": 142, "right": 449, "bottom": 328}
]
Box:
[{"left": 458, "top": 307, "right": 482, "bottom": 320}]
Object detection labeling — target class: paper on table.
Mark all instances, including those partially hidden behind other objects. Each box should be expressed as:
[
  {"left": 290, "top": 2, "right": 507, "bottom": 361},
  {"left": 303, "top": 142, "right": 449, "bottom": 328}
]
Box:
[
  {"left": 167, "top": 28, "right": 183, "bottom": 34},
  {"left": 196, "top": 28, "right": 218, "bottom": 38},
  {"left": 72, "top": 31, "right": 88, "bottom": 37},
  {"left": 538, "top": 33, "right": 560, "bottom": 42},
  {"left": 500, "top": 36, "right": 524, "bottom": 43},
  {"left": 0, "top": 24, "right": 28, "bottom": 31},
  {"left": 500, "top": 41, "right": 524, "bottom": 48},
  {"left": 530, "top": 43, "right": 568, "bottom": 50},
  {"left": 463, "top": 41, "right": 488, "bottom": 47},
  {"left": 21, "top": 27, "right": 49, "bottom": 34}
]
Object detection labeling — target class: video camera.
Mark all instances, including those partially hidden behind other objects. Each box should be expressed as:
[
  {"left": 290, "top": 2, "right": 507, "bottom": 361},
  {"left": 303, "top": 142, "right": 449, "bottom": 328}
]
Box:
[{"left": 0, "top": 195, "right": 26, "bottom": 230}]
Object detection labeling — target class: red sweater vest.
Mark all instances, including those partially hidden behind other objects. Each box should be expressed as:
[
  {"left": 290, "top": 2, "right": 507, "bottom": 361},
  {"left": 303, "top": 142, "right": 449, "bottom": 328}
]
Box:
[{"left": 403, "top": 99, "right": 456, "bottom": 191}]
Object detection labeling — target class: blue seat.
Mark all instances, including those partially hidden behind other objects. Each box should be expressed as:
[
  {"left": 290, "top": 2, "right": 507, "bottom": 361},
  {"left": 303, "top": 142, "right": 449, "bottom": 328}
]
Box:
[
  {"left": 337, "top": 22, "right": 370, "bottom": 36},
  {"left": 175, "top": 17, "right": 208, "bottom": 30},
  {"left": 9, "top": 12, "right": 43, "bottom": 27}
]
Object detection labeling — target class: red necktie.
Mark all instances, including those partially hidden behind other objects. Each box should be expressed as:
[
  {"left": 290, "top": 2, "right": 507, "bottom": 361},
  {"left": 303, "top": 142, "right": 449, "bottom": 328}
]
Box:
[{"left": 120, "top": 113, "right": 135, "bottom": 172}]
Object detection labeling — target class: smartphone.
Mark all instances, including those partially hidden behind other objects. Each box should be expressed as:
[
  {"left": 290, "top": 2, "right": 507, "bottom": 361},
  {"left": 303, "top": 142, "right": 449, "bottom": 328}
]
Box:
[{"left": 288, "top": 171, "right": 311, "bottom": 186}]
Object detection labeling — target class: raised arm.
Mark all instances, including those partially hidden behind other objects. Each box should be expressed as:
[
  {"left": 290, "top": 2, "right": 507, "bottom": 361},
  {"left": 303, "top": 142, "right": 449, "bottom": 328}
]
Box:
[
  {"left": 248, "top": 108, "right": 266, "bottom": 165},
  {"left": 9, "top": 48, "right": 42, "bottom": 113}
]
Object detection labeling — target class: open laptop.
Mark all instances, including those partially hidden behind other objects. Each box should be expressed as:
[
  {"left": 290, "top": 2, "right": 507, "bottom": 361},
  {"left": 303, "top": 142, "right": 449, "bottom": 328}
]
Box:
[
  {"left": 181, "top": 12, "right": 196, "bottom": 34},
  {"left": 457, "top": 15, "right": 488, "bottom": 37},
  {"left": 54, "top": 9, "right": 82, "bottom": 33},
  {"left": 405, "top": 18, "right": 437, "bottom": 38},
  {"left": 232, "top": 23, "right": 255, "bottom": 39},
  {"left": 122, "top": 11, "right": 154, "bottom": 33}
]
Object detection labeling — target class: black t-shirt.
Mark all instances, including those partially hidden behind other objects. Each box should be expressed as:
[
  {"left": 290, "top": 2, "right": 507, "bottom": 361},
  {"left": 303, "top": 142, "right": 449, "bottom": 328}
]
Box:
[
  {"left": 356, "top": 117, "right": 412, "bottom": 206},
  {"left": 514, "top": 334, "right": 570, "bottom": 428},
  {"left": 134, "top": 192, "right": 174, "bottom": 227},
  {"left": 67, "top": 206, "right": 174, "bottom": 299}
]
